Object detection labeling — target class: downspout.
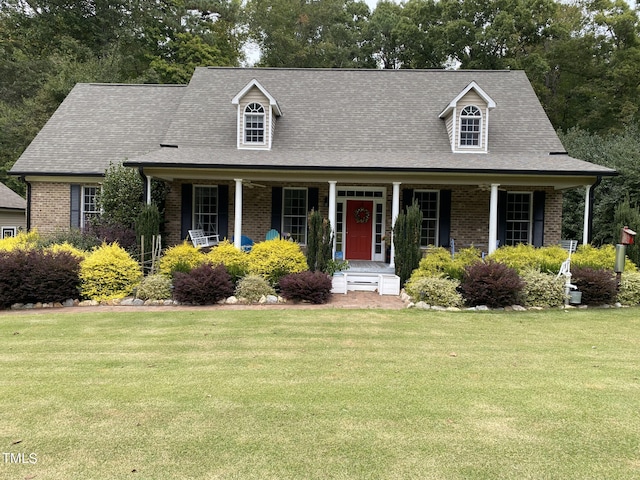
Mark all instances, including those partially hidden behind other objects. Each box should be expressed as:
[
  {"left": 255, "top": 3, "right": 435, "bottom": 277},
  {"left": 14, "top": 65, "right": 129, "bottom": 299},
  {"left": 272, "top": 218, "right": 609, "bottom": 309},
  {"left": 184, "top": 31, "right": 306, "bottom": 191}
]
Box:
[
  {"left": 584, "top": 176, "right": 602, "bottom": 245},
  {"left": 138, "top": 167, "right": 151, "bottom": 205},
  {"left": 23, "top": 176, "right": 31, "bottom": 231}
]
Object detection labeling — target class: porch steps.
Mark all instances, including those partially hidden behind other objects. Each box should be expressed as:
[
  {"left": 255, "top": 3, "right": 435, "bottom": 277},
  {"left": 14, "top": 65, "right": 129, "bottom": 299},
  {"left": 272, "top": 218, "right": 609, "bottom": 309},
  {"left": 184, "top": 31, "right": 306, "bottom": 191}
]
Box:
[{"left": 331, "top": 272, "right": 401, "bottom": 296}]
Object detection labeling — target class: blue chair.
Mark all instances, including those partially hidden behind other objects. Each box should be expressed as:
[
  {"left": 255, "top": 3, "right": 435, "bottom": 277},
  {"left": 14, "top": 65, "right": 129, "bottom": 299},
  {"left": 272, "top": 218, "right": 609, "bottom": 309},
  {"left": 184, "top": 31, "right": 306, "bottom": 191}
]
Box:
[
  {"left": 233, "top": 235, "right": 254, "bottom": 252},
  {"left": 266, "top": 229, "right": 280, "bottom": 241}
]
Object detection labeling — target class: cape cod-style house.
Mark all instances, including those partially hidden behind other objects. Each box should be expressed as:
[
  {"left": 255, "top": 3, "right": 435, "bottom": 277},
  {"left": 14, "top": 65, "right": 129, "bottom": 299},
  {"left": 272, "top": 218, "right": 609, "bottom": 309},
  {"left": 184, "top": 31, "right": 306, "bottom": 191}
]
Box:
[{"left": 10, "top": 67, "right": 616, "bottom": 270}]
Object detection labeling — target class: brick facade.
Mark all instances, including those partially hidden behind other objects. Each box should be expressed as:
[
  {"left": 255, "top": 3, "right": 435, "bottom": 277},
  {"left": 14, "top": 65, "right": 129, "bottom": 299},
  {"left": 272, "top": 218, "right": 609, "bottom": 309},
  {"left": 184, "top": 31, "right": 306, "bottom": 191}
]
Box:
[{"left": 29, "top": 182, "right": 71, "bottom": 234}]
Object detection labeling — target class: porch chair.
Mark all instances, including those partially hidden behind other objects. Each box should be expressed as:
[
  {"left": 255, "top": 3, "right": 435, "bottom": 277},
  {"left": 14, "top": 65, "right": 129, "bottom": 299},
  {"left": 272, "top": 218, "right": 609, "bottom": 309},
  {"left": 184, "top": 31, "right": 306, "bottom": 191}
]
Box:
[
  {"left": 232, "top": 235, "right": 254, "bottom": 252},
  {"left": 266, "top": 229, "right": 280, "bottom": 241},
  {"left": 188, "top": 229, "right": 219, "bottom": 249},
  {"left": 560, "top": 239, "right": 578, "bottom": 254}
]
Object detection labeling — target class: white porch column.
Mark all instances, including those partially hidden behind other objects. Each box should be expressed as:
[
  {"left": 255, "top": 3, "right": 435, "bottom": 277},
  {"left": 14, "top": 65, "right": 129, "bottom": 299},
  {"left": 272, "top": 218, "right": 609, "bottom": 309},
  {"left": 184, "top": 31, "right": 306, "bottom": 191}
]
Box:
[
  {"left": 583, "top": 184, "right": 592, "bottom": 245},
  {"left": 328, "top": 181, "right": 337, "bottom": 258},
  {"left": 488, "top": 183, "right": 500, "bottom": 254},
  {"left": 146, "top": 175, "right": 152, "bottom": 205},
  {"left": 234, "top": 179, "right": 243, "bottom": 250},
  {"left": 390, "top": 182, "right": 401, "bottom": 267}
]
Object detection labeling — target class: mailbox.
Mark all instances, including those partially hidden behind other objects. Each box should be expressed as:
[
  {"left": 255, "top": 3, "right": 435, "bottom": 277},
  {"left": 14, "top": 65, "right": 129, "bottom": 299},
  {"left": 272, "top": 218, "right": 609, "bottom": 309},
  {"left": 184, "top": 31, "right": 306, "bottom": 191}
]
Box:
[{"left": 621, "top": 226, "right": 637, "bottom": 245}]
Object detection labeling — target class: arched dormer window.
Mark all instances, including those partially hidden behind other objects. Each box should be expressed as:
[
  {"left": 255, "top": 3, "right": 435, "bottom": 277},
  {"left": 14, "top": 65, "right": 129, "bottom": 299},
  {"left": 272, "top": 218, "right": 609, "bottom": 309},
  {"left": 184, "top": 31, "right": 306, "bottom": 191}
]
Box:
[
  {"left": 459, "top": 105, "right": 482, "bottom": 147},
  {"left": 244, "top": 103, "right": 265, "bottom": 144}
]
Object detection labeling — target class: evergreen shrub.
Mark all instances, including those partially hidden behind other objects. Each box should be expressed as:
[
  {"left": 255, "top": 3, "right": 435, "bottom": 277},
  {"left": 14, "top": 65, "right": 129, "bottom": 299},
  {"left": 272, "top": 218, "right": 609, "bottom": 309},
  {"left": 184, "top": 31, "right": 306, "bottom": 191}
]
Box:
[
  {"left": 572, "top": 244, "right": 636, "bottom": 272},
  {"left": 279, "top": 271, "right": 333, "bottom": 304},
  {"left": 404, "top": 276, "right": 463, "bottom": 307},
  {"left": 460, "top": 261, "right": 524, "bottom": 308},
  {"left": 393, "top": 200, "right": 422, "bottom": 286},
  {"left": 487, "top": 244, "right": 567, "bottom": 273},
  {"left": 306, "top": 210, "right": 333, "bottom": 273},
  {"left": 617, "top": 271, "right": 640, "bottom": 305},
  {"left": 207, "top": 240, "right": 249, "bottom": 283},
  {"left": 80, "top": 243, "right": 142, "bottom": 301},
  {"left": 159, "top": 242, "right": 206, "bottom": 277},
  {"left": 571, "top": 266, "right": 618, "bottom": 306},
  {"left": 411, "top": 246, "right": 481, "bottom": 281},
  {"left": 520, "top": 269, "right": 566, "bottom": 308},
  {"left": 136, "top": 274, "right": 172, "bottom": 301},
  {"left": 172, "top": 264, "right": 234, "bottom": 305},
  {"left": 248, "top": 239, "right": 308, "bottom": 286},
  {"left": 235, "top": 274, "right": 276, "bottom": 303}
]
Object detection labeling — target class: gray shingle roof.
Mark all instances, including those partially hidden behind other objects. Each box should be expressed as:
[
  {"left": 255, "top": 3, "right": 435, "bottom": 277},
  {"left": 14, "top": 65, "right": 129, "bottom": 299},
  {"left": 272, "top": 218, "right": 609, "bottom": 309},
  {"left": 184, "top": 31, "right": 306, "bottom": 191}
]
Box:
[
  {"left": 0, "top": 182, "right": 26, "bottom": 210},
  {"left": 11, "top": 83, "right": 186, "bottom": 175},
  {"left": 11, "top": 67, "right": 616, "bottom": 177}
]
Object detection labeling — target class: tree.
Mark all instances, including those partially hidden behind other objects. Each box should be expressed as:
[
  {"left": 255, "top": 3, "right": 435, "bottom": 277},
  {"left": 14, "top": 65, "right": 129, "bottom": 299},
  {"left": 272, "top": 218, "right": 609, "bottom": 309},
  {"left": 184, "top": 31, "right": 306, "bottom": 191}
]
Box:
[{"left": 393, "top": 200, "right": 422, "bottom": 286}]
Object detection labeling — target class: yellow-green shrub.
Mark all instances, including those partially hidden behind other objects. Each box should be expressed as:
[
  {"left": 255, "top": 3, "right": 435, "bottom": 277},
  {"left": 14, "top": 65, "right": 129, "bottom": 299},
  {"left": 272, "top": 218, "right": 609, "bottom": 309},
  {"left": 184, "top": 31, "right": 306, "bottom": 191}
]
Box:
[
  {"left": 0, "top": 230, "right": 40, "bottom": 252},
  {"left": 404, "top": 276, "right": 463, "bottom": 307},
  {"left": 519, "top": 269, "right": 566, "bottom": 308},
  {"left": 206, "top": 240, "right": 249, "bottom": 281},
  {"left": 44, "top": 242, "right": 88, "bottom": 260},
  {"left": 80, "top": 243, "right": 142, "bottom": 301},
  {"left": 572, "top": 244, "right": 636, "bottom": 272},
  {"left": 159, "top": 242, "right": 206, "bottom": 277},
  {"left": 248, "top": 239, "right": 308, "bottom": 285},
  {"left": 410, "top": 246, "right": 481, "bottom": 281},
  {"left": 487, "top": 244, "right": 567, "bottom": 273},
  {"left": 616, "top": 271, "right": 640, "bottom": 305}
]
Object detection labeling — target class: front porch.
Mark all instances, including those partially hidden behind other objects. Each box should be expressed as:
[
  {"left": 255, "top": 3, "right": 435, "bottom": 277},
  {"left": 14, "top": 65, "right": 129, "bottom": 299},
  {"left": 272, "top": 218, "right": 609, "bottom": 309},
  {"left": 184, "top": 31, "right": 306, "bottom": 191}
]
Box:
[{"left": 331, "top": 261, "right": 400, "bottom": 296}]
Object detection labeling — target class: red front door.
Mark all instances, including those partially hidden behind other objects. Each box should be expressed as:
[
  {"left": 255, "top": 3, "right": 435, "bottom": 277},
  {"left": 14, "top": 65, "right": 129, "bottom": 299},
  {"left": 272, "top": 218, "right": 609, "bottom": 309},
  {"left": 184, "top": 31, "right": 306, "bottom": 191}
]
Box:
[{"left": 346, "top": 200, "right": 373, "bottom": 260}]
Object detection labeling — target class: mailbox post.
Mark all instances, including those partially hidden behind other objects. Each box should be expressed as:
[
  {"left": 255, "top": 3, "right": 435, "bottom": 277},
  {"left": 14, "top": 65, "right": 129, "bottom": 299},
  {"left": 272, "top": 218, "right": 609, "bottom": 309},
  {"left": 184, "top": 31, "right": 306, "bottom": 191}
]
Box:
[{"left": 615, "top": 226, "right": 636, "bottom": 286}]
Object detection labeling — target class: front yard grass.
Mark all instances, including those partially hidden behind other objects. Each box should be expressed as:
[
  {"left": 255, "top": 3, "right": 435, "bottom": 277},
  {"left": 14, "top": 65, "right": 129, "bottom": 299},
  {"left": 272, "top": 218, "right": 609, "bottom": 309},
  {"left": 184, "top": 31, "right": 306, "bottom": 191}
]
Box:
[{"left": 1, "top": 307, "right": 639, "bottom": 479}]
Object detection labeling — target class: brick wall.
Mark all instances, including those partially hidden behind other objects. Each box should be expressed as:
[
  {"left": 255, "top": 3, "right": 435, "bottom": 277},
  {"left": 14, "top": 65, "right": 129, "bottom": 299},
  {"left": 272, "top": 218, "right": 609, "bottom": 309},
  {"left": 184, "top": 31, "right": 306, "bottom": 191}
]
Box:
[{"left": 30, "top": 182, "right": 71, "bottom": 234}]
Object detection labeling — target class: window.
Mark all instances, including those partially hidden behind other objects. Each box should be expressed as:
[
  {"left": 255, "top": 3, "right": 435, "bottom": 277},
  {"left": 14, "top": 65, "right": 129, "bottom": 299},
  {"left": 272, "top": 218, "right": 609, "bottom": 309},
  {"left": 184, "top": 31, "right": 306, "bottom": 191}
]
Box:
[
  {"left": 2, "top": 227, "right": 17, "bottom": 239},
  {"left": 413, "top": 191, "right": 439, "bottom": 247},
  {"left": 244, "top": 103, "right": 265, "bottom": 144},
  {"left": 459, "top": 105, "right": 482, "bottom": 147},
  {"left": 193, "top": 186, "right": 218, "bottom": 236},
  {"left": 81, "top": 186, "right": 100, "bottom": 228},
  {"left": 283, "top": 188, "right": 308, "bottom": 244},
  {"left": 506, "top": 192, "right": 531, "bottom": 245}
]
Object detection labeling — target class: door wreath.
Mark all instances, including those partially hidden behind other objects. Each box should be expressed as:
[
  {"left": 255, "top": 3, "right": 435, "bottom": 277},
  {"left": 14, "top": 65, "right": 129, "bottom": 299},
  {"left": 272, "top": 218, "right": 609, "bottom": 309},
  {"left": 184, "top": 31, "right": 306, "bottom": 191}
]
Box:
[{"left": 354, "top": 207, "right": 371, "bottom": 224}]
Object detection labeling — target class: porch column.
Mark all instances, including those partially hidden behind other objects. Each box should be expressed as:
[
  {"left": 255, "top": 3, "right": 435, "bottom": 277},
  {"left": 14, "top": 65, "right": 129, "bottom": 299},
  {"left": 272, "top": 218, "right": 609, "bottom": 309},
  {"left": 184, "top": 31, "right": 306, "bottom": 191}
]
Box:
[
  {"left": 583, "top": 184, "right": 591, "bottom": 245},
  {"left": 488, "top": 183, "right": 500, "bottom": 254},
  {"left": 146, "top": 175, "right": 152, "bottom": 205},
  {"left": 328, "top": 181, "right": 337, "bottom": 258},
  {"left": 234, "top": 179, "right": 243, "bottom": 250},
  {"left": 390, "top": 182, "right": 401, "bottom": 268}
]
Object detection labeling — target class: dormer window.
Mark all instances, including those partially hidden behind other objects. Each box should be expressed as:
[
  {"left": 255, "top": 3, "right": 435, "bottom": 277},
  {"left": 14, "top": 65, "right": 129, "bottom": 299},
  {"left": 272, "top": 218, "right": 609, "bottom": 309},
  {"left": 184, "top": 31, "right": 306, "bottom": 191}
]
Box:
[
  {"left": 244, "top": 103, "right": 265, "bottom": 144},
  {"left": 459, "top": 105, "right": 482, "bottom": 147}
]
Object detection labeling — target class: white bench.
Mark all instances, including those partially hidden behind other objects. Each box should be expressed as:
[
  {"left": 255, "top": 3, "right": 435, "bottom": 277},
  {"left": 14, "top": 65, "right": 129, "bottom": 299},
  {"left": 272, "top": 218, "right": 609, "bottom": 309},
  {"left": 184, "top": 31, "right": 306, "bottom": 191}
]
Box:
[{"left": 188, "top": 229, "right": 219, "bottom": 248}]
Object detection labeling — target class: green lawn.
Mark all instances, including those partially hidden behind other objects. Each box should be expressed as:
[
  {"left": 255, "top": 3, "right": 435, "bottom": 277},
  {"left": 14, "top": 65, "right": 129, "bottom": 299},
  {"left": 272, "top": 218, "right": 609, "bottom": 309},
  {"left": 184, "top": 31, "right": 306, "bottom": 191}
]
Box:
[{"left": 1, "top": 307, "right": 639, "bottom": 479}]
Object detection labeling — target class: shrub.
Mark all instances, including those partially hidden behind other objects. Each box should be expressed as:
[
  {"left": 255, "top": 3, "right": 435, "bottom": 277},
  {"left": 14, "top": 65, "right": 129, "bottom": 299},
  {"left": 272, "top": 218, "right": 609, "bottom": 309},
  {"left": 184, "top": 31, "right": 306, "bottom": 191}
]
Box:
[
  {"left": 96, "top": 162, "right": 144, "bottom": 227},
  {"left": 87, "top": 219, "right": 137, "bottom": 253},
  {"left": 80, "top": 243, "right": 142, "bottom": 301},
  {"left": 248, "top": 239, "right": 308, "bottom": 286},
  {"left": 571, "top": 266, "right": 618, "bottom": 306},
  {"left": 235, "top": 274, "right": 276, "bottom": 303},
  {"left": 306, "top": 209, "right": 333, "bottom": 273},
  {"left": 572, "top": 244, "right": 636, "bottom": 272},
  {"left": 206, "top": 240, "right": 249, "bottom": 283},
  {"left": 136, "top": 203, "right": 162, "bottom": 257},
  {"left": 38, "top": 228, "right": 101, "bottom": 251},
  {"left": 411, "top": 246, "right": 481, "bottom": 281},
  {"left": 44, "top": 242, "right": 87, "bottom": 260},
  {"left": 279, "top": 271, "right": 333, "bottom": 304},
  {"left": 393, "top": 200, "right": 422, "bottom": 286},
  {"left": 0, "top": 249, "right": 81, "bottom": 308},
  {"left": 520, "top": 269, "right": 566, "bottom": 308},
  {"left": 487, "top": 244, "right": 567, "bottom": 274},
  {"left": 136, "top": 274, "right": 172, "bottom": 301},
  {"left": 0, "top": 230, "right": 40, "bottom": 252},
  {"left": 172, "top": 264, "right": 233, "bottom": 305},
  {"left": 404, "top": 276, "right": 463, "bottom": 307},
  {"left": 617, "top": 271, "right": 640, "bottom": 305},
  {"left": 460, "top": 261, "right": 524, "bottom": 308},
  {"left": 159, "top": 242, "right": 206, "bottom": 277}
]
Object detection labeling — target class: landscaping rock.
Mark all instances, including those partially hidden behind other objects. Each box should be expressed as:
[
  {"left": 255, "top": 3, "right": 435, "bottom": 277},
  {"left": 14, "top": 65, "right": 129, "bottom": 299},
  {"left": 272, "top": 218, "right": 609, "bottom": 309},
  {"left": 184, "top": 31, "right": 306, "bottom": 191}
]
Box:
[
  {"left": 431, "top": 305, "right": 447, "bottom": 311},
  {"left": 475, "top": 305, "right": 490, "bottom": 311},
  {"left": 10, "top": 303, "right": 24, "bottom": 310},
  {"left": 265, "top": 295, "right": 279, "bottom": 304},
  {"left": 415, "top": 301, "right": 430, "bottom": 310},
  {"left": 63, "top": 299, "right": 75, "bottom": 307},
  {"left": 226, "top": 296, "right": 239, "bottom": 304},
  {"left": 511, "top": 305, "right": 527, "bottom": 312}
]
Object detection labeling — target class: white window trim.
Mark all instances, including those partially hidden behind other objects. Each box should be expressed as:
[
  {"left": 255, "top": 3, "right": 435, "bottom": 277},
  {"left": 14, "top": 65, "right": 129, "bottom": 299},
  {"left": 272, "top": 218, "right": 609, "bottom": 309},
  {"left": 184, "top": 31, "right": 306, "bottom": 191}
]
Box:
[
  {"left": 81, "top": 186, "right": 100, "bottom": 229},
  {"left": 193, "top": 185, "right": 219, "bottom": 236},
  {"left": 413, "top": 189, "right": 440, "bottom": 247},
  {"left": 282, "top": 187, "right": 308, "bottom": 245},
  {"left": 506, "top": 191, "right": 533, "bottom": 246},
  {"left": 242, "top": 103, "right": 266, "bottom": 146},
  {"left": 457, "top": 105, "right": 483, "bottom": 151},
  {"left": 1, "top": 226, "right": 17, "bottom": 238}
]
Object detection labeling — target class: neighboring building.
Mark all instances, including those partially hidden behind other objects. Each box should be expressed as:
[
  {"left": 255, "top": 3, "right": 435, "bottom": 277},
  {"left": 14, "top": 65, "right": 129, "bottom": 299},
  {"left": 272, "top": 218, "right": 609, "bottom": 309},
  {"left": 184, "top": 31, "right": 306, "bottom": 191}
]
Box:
[
  {"left": 10, "top": 67, "right": 616, "bottom": 264},
  {"left": 0, "top": 182, "right": 26, "bottom": 238}
]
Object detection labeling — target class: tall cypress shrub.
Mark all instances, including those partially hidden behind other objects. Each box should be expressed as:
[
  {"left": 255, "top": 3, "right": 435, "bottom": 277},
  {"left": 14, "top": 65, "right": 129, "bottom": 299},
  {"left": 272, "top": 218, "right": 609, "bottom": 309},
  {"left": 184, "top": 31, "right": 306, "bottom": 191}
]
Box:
[
  {"left": 393, "top": 200, "right": 422, "bottom": 285},
  {"left": 306, "top": 209, "right": 333, "bottom": 273}
]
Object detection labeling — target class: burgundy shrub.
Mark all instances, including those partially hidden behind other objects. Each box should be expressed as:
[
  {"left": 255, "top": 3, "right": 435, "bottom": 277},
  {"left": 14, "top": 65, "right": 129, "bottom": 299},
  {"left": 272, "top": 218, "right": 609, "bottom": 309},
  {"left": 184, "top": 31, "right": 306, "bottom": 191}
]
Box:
[{"left": 279, "top": 271, "right": 333, "bottom": 304}]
